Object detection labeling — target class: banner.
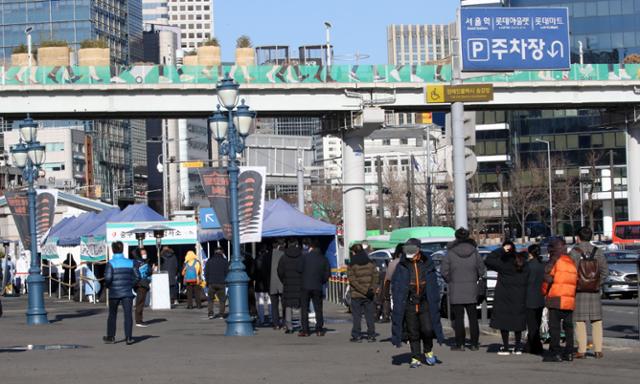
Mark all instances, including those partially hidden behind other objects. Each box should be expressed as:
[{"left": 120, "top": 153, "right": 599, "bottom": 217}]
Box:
[
  {"left": 41, "top": 237, "right": 59, "bottom": 260},
  {"left": 106, "top": 221, "right": 197, "bottom": 246},
  {"left": 5, "top": 189, "right": 58, "bottom": 251},
  {"left": 199, "top": 166, "right": 266, "bottom": 244},
  {"left": 80, "top": 235, "right": 107, "bottom": 262}
]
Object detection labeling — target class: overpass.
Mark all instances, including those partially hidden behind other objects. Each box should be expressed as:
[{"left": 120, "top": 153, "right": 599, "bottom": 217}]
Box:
[
  {"left": 2, "top": 63, "right": 640, "bottom": 247},
  {"left": 2, "top": 64, "right": 640, "bottom": 118}
]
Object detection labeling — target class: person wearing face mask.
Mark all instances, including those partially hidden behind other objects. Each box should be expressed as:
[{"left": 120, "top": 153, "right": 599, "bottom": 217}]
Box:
[
  {"left": 391, "top": 238, "right": 445, "bottom": 368},
  {"left": 134, "top": 248, "right": 153, "bottom": 327}
]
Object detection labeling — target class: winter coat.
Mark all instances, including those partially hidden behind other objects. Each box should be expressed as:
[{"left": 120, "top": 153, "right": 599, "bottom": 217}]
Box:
[
  {"left": 277, "top": 246, "right": 303, "bottom": 307},
  {"left": 569, "top": 242, "right": 608, "bottom": 321},
  {"left": 347, "top": 250, "right": 379, "bottom": 300},
  {"left": 297, "top": 248, "right": 331, "bottom": 291},
  {"left": 441, "top": 239, "right": 486, "bottom": 305},
  {"left": 485, "top": 249, "right": 529, "bottom": 331},
  {"left": 391, "top": 253, "right": 445, "bottom": 347},
  {"left": 526, "top": 258, "right": 546, "bottom": 309},
  {"left": 254, "top": 248, "right": 272, "bottom": 293},
  {"left": 160, "top": 248, "right": 179, "bottom": 286},
  {"left": 542, "top": 254, "right": 578, "bottom": 311},
  {"left": 104, "top": 253, "right": 140, "bottom": 299},
  {"left": 204, "top": 253, "right": 228, "bottom": 285},
  {"left": 269, "top": 247, "right": 284, "bottom": 295}
]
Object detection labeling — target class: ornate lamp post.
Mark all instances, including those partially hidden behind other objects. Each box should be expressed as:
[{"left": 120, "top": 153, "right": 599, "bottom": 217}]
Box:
[
  {"left": 10, "top": 117, "right": 48, "bottom": 325},
  {"left": 208, "top": 76, "right": 256, "bottom": 336}
]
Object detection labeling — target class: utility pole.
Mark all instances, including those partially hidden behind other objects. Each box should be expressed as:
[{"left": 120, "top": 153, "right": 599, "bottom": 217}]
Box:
[
  {"left": 497, "top": 166, "right": 505, "bottom": 236},
  {"left": 162, "top": 120, "right": 169, "bottom": 218},
  {"left": 610, "top": 149, "right": 616, "bottom": 224},
  {"left": 425, "top": 129, "right": 433, "bottom": 226},
  {"left": 451, "top": 9, "right": 468, "bottom": 229},
  {"left": 406, "top": 160, "right": 413, "bottom": 227},
  {"left": 376, "top": 156, "right": 384, "bottom": 233},
  {"left": 297, "top": 149, "right": 304, "bottom": 212},
  {"left": 409, "top": 154, "right": 416, "bottom": 225}
]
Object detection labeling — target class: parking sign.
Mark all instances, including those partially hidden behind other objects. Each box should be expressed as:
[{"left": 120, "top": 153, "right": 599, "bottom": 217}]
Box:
[{"left": 460, "top": 7, "right": 570, "bottom": 71}]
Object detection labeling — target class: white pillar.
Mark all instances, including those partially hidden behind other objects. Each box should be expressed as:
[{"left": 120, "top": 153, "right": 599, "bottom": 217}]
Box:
[
  {"left": 167, "top": 119, "right": 180, "bottom": 215},
  {"left": 627, "top": 125, "right": 640, "bottom": 220},
  {"left": 178, "top": 119, "right": 190, "bottom": 207},
  {"left": 602, "top": 169, "right": 613, "bottom": 238},
  {"left": 342, "top": 132, "right": 367, "bottom": 254}
]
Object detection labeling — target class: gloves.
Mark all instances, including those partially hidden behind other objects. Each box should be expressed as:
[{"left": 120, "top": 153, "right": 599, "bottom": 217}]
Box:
[{"left": 366, "top": 288, "right": 375, "bottom": 300}]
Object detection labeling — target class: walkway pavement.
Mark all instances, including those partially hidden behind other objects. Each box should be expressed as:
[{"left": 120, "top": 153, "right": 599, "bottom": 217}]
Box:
[{"left": 0, "top": 296, "right": 638, "bottom": 384}]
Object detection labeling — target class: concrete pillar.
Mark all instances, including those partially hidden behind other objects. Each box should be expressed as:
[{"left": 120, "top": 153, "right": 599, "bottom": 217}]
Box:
[
  {"left": 602, "top": 169, "right": 613, "bottom": 238},
  {"left": 178, "top": 119, "right": 190, "bottom": 207},
  {"left": 342, "top": 132, "right": 367, "bottom": 253},
  {"left": 167, "top": 119, "right": 180, "bottom": 215},
  {"left": 627, "top": 125, "right": 640, "bottom": 220}
]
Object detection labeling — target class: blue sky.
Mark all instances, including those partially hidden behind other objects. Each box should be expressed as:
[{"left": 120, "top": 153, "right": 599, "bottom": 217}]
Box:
[{"left": 213, "top": 0, "right": 459, "bottom": 64}]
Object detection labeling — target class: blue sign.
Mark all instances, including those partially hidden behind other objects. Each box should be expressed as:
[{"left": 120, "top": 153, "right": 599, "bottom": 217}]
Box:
[
  {"left": 460, "top": 7, "right": 570, "bottom": 71},
  {"left": 199, "top": 208, "right": 221, "bottom": 229}
]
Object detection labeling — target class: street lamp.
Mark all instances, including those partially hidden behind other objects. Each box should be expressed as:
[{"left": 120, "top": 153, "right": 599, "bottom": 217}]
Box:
[
  {"left": 10, "top": 116, "right": 48, "bottom": 325},
  {"left": 535, "top": 138, "right": 554, "bottom": 236},
  {"left": 208, "top": 75, "right": 256, "bottom": 336}
]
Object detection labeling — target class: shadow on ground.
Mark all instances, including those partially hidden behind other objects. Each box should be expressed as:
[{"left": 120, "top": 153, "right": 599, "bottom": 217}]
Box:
[{"left": 50, "top": 308, "right": 105, "bottom": 324}]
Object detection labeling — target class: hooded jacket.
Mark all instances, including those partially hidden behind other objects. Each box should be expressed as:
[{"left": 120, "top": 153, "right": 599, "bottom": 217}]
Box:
[
  {"left": 441, "top": 239, "right": 486, "bottom": 305},
  {"left": 160, "top": 248, "right": 179, "bottom": 285},
  {"left": 204, "top": 252, "right": 228, "bottom": 286},
  {"left": 104, "top": 253, "right": 140, "bottom": 299},
  {"left": 543, "top": 253, "right": 578, "bottom": 311},
  {"left": 277, "top": 246, "right": 303, "bottom": 307},
  {"left": 347, "top": 250, "right": 379, "bottom": 300},
  {"left": 391, "top": 253, "right": 444, "bottom": 347},
  {"left": 298, "top": 247, "right": 331, "bottom": 291}
]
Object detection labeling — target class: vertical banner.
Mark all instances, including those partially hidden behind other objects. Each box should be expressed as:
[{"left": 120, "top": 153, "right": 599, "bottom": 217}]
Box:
[
  {"left": 198, "top": 167, "right": 266, "bottom": 244},
  {"left": 198, "top": 168, "right": 232, "bottom": 239},
  {"left": 5, "top": 189, "right": 58, "bottom": 251},
  {"left": 80, "top": 235, "right": 107, "bottom": 262}
]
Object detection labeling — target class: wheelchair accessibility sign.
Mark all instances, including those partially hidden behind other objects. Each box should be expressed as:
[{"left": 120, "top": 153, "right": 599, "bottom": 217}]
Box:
[{"left": 460, "top": 7, "right": 570, "bottom": 71}]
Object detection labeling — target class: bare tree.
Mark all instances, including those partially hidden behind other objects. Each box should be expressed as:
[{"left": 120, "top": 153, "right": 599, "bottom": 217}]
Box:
[
  {"left": 509, "top": 159, "right": 546, "bottom": 242},
  {"left": 551, "top": 156, "right": 581, "bottom": 236},
  {"left": 383, "top": 166, "right": 408, "bottom": 229},
  {"left": 584, "top": 150, "right": 605, "bottom": 229},
  {"left": 468, "top": 176, "right": 488, "bottom": 240},
  {"left": 307, "top": 185, "right": 343, "bottom": 224}
]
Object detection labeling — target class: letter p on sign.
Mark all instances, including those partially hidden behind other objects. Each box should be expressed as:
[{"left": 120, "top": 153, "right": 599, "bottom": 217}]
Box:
[{"left": 467, "top": 39, "right": 489, "bottom": 62}]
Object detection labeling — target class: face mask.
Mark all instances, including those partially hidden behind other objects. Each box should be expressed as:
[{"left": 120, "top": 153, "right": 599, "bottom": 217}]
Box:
[
  {"left": 141, "top": 254, "right": 147, "bottom": 260},
  {"left": 405, "top": 253, "right": 417, "bottom": 260}
]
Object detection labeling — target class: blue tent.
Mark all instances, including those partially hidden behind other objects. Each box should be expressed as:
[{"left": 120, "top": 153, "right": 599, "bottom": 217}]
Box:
[
  {"left": 262, "top": 199, "right": 336, "bottom": 237},
  {"left": 57, "top": 212, "right": 98, "bottom": 246},
  {"left": 198, "top": 228, "right": 224, "bottom": 243},
  {"left": 88, "top": 204, "right": 165, "bottom": 238},
  {"left": 47, "top": 216, "right": 75, "bottom": 240}
]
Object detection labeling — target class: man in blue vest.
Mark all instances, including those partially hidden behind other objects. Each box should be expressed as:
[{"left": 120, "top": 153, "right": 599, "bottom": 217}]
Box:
[{"left": 104, "top": 241, "right": 140, "bottom": 345}]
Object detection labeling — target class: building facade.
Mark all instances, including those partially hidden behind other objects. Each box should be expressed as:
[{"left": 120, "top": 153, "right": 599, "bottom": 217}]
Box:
[
  {"left": 166, "top": 0, "right": 213, "bottom": 50},
  {"left": 387, "top": 24, "right": 455, "bottom": 65}
]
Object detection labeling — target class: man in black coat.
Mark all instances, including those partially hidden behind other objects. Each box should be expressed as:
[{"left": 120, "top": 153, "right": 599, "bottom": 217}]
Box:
[
  {"left": 297, "top": 238, "right": 331, "bottom": 337},
  {"left": 104, "top": 241, "right": 140, "bottom": 345},
  {"left": 160, "top": 247, "right": 179, "bottom": 305},
  {"left": 204, "top": 248, "right": 228, "bottom": 319},
  {"left": 277, "top": 239, "right": 303, "bottom": 334}
]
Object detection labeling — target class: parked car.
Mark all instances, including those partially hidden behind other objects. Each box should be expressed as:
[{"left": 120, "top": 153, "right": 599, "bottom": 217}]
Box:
[{"left": 603, "top": 251, "right": 639, "bottom": 299}]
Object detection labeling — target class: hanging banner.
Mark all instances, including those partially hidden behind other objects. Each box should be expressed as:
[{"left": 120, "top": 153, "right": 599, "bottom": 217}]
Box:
[
  {"left": 5, "top": 189, "right": 58, "bottom": 251},
  {"left": 80, "top": 235, "right": 107, "bottom": 262},
  {"left": 198, "top": 166, "right": 266, "bottom": 244},
  {"left": 41, "top": 237, "right": 59, "bottom": 260}
]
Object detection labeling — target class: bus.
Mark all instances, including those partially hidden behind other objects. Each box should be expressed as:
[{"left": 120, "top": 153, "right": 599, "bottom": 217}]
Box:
[{"left": 612, "top": 221, "right": 640, "bottom": 245}]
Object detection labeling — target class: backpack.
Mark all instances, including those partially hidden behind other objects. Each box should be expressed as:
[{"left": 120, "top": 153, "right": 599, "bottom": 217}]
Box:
[
  {"left": 184, "top": 261, "right": 199, "bottom": 284},
  {"left": 576, "top": 246, "right": 599, "bottom": 293}
]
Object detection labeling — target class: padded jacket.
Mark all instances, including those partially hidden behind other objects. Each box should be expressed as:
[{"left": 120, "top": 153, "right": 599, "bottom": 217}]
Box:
[
  {"left": 542, "top": 254, "right": 578, "bottom": 311},
  {"left": 105, "top": 253, "right": 140, "bottom": 299}
]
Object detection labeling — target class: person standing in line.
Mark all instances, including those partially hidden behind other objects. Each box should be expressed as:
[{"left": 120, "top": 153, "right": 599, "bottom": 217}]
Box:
[
  {"left": 204, "top": 248, "right": 228, "bottom": 319},
  {"left": 160, "top": 247, "right": 179, "bottom": 306},
  {"left": 525, "top": 244, "right": 546, "bottom": 355},
  {"left": 277, "top": 239, "right": 303, "bottom": 334},
  {"left": 254, "top": 244, "right": 272, "bottom": 326},
  {"left": 485, "top": 241, "right": 529, "bottom": 355},
  {"left": 569, "top": 227, "right": 608, "bottom": 359},
  {"left": 103, "top": 241, "right": 140, "bottom": 345},
  {"left": 298, "top": 238, "right": 331, "bottom": 337},
  {"left": 269, "top": 240, "right": 286, "bottom": 329},
  {"left": 243, "top": 251, "right": 258, "bottom": 320},
  {"left": 441, "top": 227, "right": 486, "bottom": 351},
  {"left": 391, "top": 239, "right": 445, "bottom": 368},
  {"left": 182, "top": 250, "right": 202, "bottom": 309},
  {"left": 347, "top": 244, "right": 379, "bottom": 342},
  {"left": 542, "top": 238, "right": 578, "bottom": 362},
  {"left": 134, "top": 248, "right": 153, "bottom": 327}
]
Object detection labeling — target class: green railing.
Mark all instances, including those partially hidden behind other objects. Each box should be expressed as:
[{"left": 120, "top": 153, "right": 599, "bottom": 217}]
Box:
[{"left": 0, "top": 64, "right": 635, "bottom": 86}]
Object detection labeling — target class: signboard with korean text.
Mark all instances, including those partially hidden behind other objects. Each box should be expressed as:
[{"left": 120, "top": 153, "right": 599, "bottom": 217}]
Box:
[
  {"left": 460, "top": 7, "right": 570, "bottom": 71},
  {"left": 106, "top": 221, "right": 197, "bottom": 246},
  {"left": 427, "top": 84, "right": 493, "bottom": 103}
]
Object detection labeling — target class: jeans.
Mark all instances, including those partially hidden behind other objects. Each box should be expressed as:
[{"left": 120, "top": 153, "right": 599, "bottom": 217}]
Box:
[
  {"left": 351, "top": 297, "right": 375, "bottom": 338},
  {"left": 405, "top": 301, "right": 434, "bottom": 359},
  {"left": 270, "top": 293, "right": 284, "bottom": 327},
  {"left": 186, "top": 284, "right": 202, "bottom": 308},
  {"left": 134, "top": 286, "right": 149, "bottom": 324},
  {"left": 548, "top": 309, "right": 574, "bottom": 355},
  {"left": 451, "top": 303, "right": 479, "bottom": 347},
  {"left": 526, "top": 307, "right": 544, "bottom": 354},
  {"left": 207, "top": 284, "right": 226, "bottom": 316},
  {"left": 256, "top": 292, "right": 270, "bottom": 324},
  {"left": 301, "top": 289, "right": 324, "bottom": 333},
  {"left": 107, "top": 297, "right": 133, "bottom": 339}
]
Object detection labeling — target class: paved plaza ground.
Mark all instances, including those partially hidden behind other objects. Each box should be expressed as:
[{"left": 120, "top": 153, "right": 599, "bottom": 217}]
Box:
[{"left": 0, "top": 296, "right": 638, "bottom": 384}]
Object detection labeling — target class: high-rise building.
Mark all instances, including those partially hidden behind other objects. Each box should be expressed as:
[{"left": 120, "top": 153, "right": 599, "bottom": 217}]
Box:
[
  {"left": 166, "top": 0, "right": 214, "bottom": 50},
  {"left": 387, "top": 24, "right": 455, "bottom": 65},
  {"left": 0, "top": 0, "right": 143, "bottom": 65},
  {"left": 143, "top": 0, "right": 170, "bottom": 25}
]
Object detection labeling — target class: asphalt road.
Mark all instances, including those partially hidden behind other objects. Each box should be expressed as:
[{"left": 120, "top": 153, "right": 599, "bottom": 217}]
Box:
[
  {"left": 602, "top": 299, "right": 640, "bottom": 340},
  {"left": 0, "top": 296, "right": 638, "bottom": 384}
]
